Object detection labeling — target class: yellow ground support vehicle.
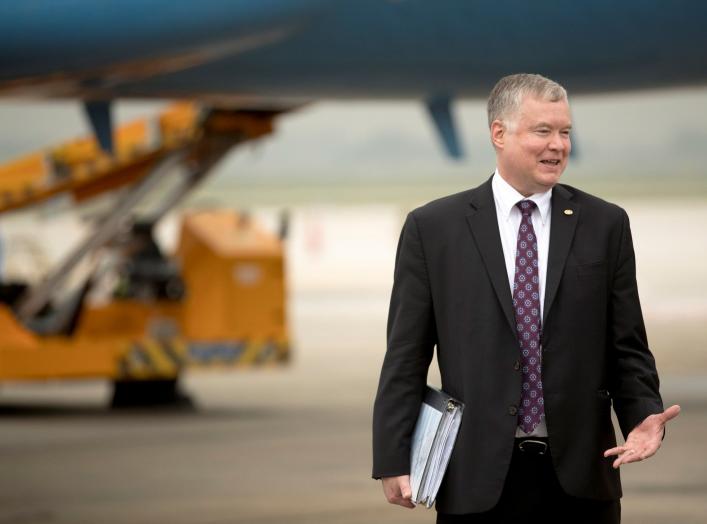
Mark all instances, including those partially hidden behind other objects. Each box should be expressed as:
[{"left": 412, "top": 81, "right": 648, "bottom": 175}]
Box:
[{"left": 0, "top": 104, "right": 289, "bottom": 406}]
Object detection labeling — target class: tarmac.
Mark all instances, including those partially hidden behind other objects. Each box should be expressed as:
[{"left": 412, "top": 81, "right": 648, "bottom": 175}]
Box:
[
  {"left": 0, "top": 289, "right": 705, "bottom": 524},
  {"left": 1, "top": 203, "right": 706, "bottom": 523}
]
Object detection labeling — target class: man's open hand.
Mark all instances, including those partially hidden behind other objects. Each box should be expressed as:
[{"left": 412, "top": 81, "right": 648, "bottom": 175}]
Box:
[
  {"left": 604, "top": 404, "right": 681, "bottom": 469},
  {"left": 381, "top": 475, "right": 415, "bottom": 508}
]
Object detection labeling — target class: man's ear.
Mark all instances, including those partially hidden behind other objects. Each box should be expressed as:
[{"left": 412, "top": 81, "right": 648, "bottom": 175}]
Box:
[{"left": 491, "top": 120, "right": 505, "bottom": 149}]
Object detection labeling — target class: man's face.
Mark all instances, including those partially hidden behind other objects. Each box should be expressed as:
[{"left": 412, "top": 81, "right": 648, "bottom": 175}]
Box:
[{"left": 492, "top": 95, "right": 572, "bottom": 196}]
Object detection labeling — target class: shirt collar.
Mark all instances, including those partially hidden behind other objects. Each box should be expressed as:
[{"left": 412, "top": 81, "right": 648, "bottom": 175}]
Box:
[{"left": 491, "top": 168, "right": 552, "bottom": 225}]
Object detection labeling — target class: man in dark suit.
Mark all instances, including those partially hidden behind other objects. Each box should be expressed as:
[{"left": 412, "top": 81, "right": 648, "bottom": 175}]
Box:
[{"left": 372, "top": 73, "right": 680, "bottom": 523}]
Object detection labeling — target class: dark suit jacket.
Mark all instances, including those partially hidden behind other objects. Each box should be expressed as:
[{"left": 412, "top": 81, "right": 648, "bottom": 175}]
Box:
[{"left": 372, "top": 177, "right": 663, "bottom": 514}]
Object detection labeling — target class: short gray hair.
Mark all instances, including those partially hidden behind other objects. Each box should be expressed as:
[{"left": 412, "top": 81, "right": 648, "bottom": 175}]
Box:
[{"left": 487, "top": 73, "right": 568, "bottom": 129}]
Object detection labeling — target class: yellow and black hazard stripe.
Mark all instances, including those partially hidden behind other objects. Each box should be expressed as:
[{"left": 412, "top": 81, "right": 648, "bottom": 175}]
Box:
[
  {"left": 117, "top": 337, "right": 288, "bottom": 378},
  {"left": 117, "top": 338, "right": 188, "bottom": 379},
  {"left": 186, "top": 338, "right": 289, "bottom": 367}
]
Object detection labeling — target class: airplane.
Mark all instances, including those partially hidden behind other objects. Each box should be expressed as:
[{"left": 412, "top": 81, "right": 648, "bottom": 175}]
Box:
[
  {"left": 0, "top": 1, "right": 705, "bottom": 406},
  {"left": 2, "top": 1, "right": 707, "bottom": 157}
]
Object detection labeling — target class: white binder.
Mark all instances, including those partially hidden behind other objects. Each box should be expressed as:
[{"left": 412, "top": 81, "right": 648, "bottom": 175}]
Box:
[{"left": 409, "top": 385, "right": 464, "bottom": 508}]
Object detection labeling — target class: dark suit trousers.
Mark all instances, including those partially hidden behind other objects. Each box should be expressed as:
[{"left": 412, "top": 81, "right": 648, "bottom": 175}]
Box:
[{"left": 436, "top": 443, "right": 621, "bottom": 524}]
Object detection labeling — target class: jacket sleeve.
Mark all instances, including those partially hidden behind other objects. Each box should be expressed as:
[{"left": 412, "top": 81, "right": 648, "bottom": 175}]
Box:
[
  {"left": 372, "top": 211, "right": 437, "bottom": 479},
  {"left": 609, "top": 209, "right": 664, "bottom": 439}
]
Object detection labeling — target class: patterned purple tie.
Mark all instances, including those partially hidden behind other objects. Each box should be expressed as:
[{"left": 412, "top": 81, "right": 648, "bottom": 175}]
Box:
[{"left": 513, "top": 200, "right": 545, "bottom": 433}]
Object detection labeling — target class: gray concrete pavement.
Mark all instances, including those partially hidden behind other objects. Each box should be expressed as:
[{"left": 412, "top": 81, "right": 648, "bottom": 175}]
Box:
[{"left": 0, "top": 339, "right": 705, "bottom": 523}]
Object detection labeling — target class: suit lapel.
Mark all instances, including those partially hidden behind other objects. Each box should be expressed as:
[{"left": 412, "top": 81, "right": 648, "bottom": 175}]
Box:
[
  {"left": 543, "top": 184, "right": 579, "bottom": 325},
  {"left": 466, "top": 179, "right": 517, "bottom": 336}
]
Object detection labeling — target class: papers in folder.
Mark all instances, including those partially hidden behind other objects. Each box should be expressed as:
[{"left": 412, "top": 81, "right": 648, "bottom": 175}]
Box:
[{"left": 410, "top": 385, "right": 464, "bottom": 508}]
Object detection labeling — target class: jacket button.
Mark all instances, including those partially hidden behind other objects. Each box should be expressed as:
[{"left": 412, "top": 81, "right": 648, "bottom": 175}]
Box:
[
  {"left": 513, "top": 360, "right": 521, "bottom": 371},
  {"left": 508, "top": 406, "right": 518, "bottom": 416}
]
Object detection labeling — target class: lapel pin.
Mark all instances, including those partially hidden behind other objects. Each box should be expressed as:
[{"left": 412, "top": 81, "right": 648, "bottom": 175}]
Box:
[{"left": 563, "top": 209, "right": 574, "bottom": 216}]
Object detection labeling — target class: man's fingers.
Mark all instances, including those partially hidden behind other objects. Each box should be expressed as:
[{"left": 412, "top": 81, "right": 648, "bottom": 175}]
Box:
[
  {"left": 382, "top": 475, "right": 415, "bottom": 509},
  {"left": 397, "top": 477, "right": 414, "bottom": 508},
  {"left": 393, "top": 497, "right": 416, "bottom": 509},
  {"left": 661, "top": 404, "right": 681, "bottom": 423},
  {"left": 611, "top": 445, "right": 659, "bottom": 469},
  {"left": 613, "top": 456, "right": 628, "bottom": 469},
  {"left": 612, "top": 448, "right": 640, "bottom": 469},
  {"left": 604, "top": 445, "right": 627, "bottom": 457},
  {"left": 389, "top": 491, "right": 414, "bottom": 508},
  {"left": 399, "top": 477, "right": 412, "bottom": 500},
  {"left": 397, "top": 479, "right": 414, "bottom": 507},
  {"left": 387, "top": 494, "right": 414, "bottom": 508}
]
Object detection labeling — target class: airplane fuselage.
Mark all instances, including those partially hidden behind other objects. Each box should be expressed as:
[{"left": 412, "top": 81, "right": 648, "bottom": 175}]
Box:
[{"left": 1, "top": 1, "right": 706, "bottom": 104}]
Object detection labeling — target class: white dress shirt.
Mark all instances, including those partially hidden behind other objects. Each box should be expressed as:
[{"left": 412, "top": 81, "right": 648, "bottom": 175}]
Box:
[{"left": 491, "top": 169, "right": 552, "bottom": 438}]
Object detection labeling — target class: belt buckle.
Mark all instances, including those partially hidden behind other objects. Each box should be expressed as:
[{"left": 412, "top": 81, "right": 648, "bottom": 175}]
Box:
[{"left": 518, "top": 439, "right": 548, "bottom": 455}]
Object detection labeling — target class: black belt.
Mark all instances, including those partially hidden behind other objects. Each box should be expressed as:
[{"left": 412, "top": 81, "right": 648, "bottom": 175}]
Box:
[{"left": 515, "top": 437, "right": 549, "bottom": 455}]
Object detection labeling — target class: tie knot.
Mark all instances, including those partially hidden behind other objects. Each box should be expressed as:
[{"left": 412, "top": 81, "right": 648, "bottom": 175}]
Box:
[{"left": 516, "top": 200, "right": 537, "bottom": 216}]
